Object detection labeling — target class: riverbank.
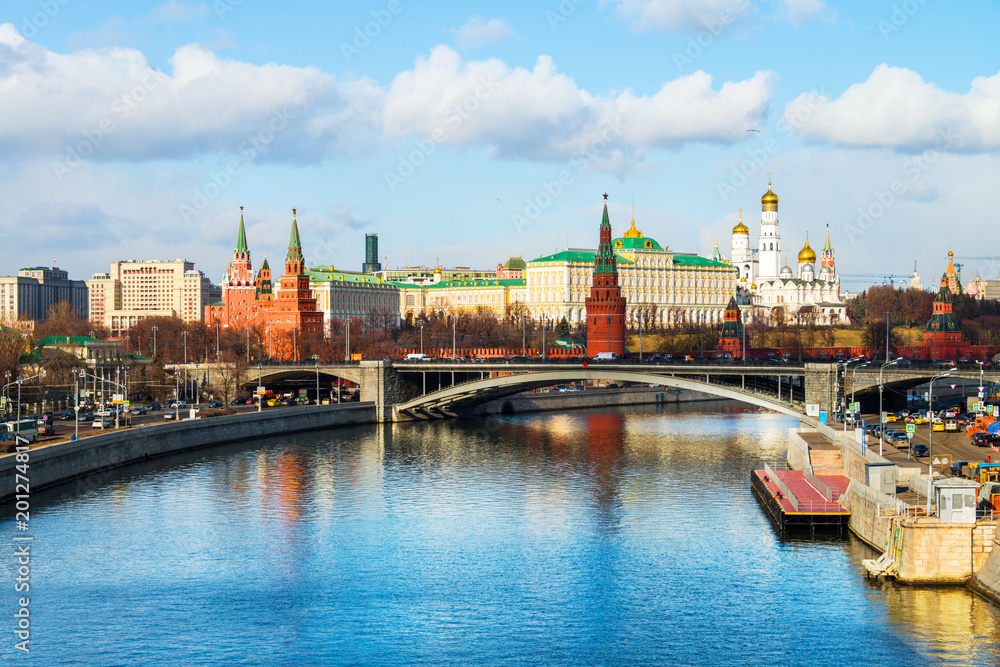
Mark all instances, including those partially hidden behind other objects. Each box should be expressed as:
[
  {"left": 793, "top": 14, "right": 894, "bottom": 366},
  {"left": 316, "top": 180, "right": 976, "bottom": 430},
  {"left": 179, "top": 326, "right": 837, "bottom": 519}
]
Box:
[
  {"left": 0, "top": 403, "right": 375, "bottom": 503},
  {"left": 784, "top": 422, "right": 1000, "bottom": 602}
]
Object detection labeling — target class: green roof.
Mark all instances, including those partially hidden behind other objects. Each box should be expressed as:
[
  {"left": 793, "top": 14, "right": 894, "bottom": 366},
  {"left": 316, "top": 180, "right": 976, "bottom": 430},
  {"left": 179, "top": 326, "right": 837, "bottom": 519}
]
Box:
[
  {"left": 613, "top": 236, "right": 664, "bottom": 251},
  {"left": 286, "top": 215, "right": 303, "bottom": 264},
  {"left": 385, "top": 278, "right": 526, "bottom": 290},
  {"left": 307, "top": 268, "right": 389, "bottom": 286},
  {"left": 235, "top": 211, "right": 248, "bottom": 253},
  {"left": 529, "top": 250, "right": 634, "bottom": 265},
  {"left": 671, "top": 254, "right": 734, "bottom": 269},
  {"left": 502, "top": 257, "right": 527, "bottom": 270},
  {"left": 35, "top": 335, "right": 108, "bottom": 347}
]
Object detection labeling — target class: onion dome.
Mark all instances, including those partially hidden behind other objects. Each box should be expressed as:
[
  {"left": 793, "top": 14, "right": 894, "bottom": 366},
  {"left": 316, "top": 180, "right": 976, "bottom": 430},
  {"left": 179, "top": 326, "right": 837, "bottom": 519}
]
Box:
[
  {"left": 751, "top": 281, "right": 757, "bottom": 290},
  {"left": 732, "top": 209, "right": 749, "bottom": 235},
  {"left": 434, "top": 257, "right": 442, "bottom": 275},
  {"left": 761, "top": 175, "right": 778, "bottom": 211},
  {"left": 797, "top": 235, "right": 816, "bottom": 263},
  {"left": 780, "top": 263, "right": 793, "bottom": 279}
]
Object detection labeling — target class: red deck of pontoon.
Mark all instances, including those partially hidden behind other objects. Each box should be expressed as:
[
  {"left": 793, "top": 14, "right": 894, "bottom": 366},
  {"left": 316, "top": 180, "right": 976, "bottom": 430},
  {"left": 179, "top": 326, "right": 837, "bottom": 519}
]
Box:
[{"left": 751, "top": 467, "right": 851, "bottom": 529}]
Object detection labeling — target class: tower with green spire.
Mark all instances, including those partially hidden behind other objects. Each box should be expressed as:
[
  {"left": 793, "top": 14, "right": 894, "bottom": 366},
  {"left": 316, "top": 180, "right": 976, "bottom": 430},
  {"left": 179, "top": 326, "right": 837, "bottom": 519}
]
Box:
[
  {"left": 205, "top": 206, "right": 258, "bottom": 329},
  {"left": 585, "top": 194, "right": 626, "bottom": 357},
  {"left": 285, "top": 208, "right": 305, "bottom": 275}
]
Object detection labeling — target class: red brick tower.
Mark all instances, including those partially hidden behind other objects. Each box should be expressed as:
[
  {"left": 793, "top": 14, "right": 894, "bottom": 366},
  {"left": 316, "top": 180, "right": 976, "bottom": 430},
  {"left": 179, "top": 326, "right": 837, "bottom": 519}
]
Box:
[
  {"left": 585, "top": 194, "right": 626, "bottom": 357},
  {"left": 264, "top": 209, "right": 324, "bottom": 361},
  {"left": 205, "top": 206, "right": 257, "bottom": 328},
  {"left": 717, "top": 296, "right": 745, "bottom": 359}
]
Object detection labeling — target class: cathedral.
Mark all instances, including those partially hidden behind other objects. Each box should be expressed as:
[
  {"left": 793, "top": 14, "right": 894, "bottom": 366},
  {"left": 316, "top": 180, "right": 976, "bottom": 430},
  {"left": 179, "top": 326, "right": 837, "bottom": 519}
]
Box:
[{"left": 730, "top": 177, "right": 849, "bottom": 325}]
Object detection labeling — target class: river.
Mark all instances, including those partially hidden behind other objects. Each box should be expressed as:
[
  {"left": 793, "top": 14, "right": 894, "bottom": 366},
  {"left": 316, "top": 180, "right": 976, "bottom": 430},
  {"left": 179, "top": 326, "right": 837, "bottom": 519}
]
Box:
[{"left": 3, "top": 401, "right": 999, "bottom": 665}]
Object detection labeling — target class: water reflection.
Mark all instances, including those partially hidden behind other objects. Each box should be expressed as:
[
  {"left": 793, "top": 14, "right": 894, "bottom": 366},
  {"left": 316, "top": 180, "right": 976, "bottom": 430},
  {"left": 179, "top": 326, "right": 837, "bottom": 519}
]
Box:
[{"left": 2, "top": 401, "right": 998, "bottom": 666}]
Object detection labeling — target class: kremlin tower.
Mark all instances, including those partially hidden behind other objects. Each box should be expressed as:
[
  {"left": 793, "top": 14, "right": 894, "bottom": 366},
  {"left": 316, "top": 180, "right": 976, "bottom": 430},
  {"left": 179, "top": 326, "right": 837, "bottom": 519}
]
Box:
[
  {"left": 585, "top": 194, "right": 626, "bottom": 357},
  {"left": 731, "top": 209, "right": 753, "bottom": 285}
]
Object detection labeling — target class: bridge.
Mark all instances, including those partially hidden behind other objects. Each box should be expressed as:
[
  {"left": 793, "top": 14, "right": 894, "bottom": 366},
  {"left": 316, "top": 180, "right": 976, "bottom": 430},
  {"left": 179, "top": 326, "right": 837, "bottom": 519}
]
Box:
[{"left": 170, "top": 360, "right": 1000, "bottom": 423}]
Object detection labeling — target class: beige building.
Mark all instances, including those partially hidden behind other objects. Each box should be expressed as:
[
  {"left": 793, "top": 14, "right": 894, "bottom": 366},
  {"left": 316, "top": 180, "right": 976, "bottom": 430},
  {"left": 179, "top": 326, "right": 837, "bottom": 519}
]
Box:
[
  {"left": 87, "top": 259, "right": 218, "bottom": 333},
  {"left": 390, "top": 265, "right": 527, "bottom": 322},
  {"left": 0, "top": 267, "right": 88, "bottom": 324}
]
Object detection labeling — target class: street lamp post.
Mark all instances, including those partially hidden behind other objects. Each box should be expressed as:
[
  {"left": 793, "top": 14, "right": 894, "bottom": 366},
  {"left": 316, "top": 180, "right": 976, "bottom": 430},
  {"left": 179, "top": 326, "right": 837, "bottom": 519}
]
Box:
[
  {"left": 452, "top": 315, "right": 457, "bottom": 360},
  {"left": 885, "top": 311, "right": 892, "bottom": 362},
  {"left": 152, "top": 326, "right": 158, "bottom": 358},
  {"left": 928, "top": 369, "right": 955, "bottom": 515},
  {"left": 878, "top": 359, "right": 900, "bottom": 456},
  {"left": 851, "top": 362, "right": 870, "bottom": 418},
  {"left": 182, "top": 331, "right": 188, "bottom": 402},
  {"left": 346, "top": 321, "right": 351, "bottom": 361},
  {"left": 257, "top": 364, "right": 262, "bottom": 413},
  {"left": 419, "top": 323, "right": 424, "bottom": 355},
  {"left": 639, "top": 317, "right": 643, "bottom": 361},
  {"left": 542, "top": 316, "right": 547, "bottom": 360},
  {"left": 215, "top": 323, "right": 220, "bottom": 361},
  {"left": 315, "top": 363, "right": 320, "bottom": 405},
  {"left": 977, "top": 361, "right": 986, "bottom": 416}
]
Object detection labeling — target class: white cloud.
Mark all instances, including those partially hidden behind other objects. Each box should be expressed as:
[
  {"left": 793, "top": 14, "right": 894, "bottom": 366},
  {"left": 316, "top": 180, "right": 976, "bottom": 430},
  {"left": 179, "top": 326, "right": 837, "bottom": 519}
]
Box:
[
  {"left": 605, "top": 0, "right": 756, "bottom": 32},
  {"left": 0, "top": 23, "right": 382, "bottom": 163},
  {"left": 784, "top": 0, "right": 826, "bottom": 26},
  {"left": 454, "top": 16, "right": 518, "bottom": 50},
  {"left": 382, "top": 46, "right": 773, "bottom": 167},
  {"left": 782, "top": 65, "right": 1000, "bottom": 152}
]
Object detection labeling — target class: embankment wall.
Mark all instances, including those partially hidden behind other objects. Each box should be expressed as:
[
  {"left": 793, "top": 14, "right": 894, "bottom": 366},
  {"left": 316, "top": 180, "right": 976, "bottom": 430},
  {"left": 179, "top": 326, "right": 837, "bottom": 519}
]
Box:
[{"left": 0, "top": 404, "right": 375, "bottom": 503}]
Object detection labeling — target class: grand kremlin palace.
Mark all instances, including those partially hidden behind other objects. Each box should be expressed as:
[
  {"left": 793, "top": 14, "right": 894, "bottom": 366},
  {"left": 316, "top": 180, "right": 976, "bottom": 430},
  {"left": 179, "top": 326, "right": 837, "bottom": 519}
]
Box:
[{"left": 392, "top": 216, "right": 738, "bottom": 326}]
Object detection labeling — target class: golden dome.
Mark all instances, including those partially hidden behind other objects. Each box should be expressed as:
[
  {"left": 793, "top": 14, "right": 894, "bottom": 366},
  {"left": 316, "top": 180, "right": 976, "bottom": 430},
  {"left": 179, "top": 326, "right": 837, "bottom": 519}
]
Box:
[
  {"left": 761, "top": 175, "right": 778, "bottom": 211},
  {"left": 732, "top": 209, "right": 749, "bottom": 235},
  {"left": 797, "top": 236, "right": 816, "bottom": 264},
  {"left": 751, "top": 282, "right": 757, "bottom": 290},
  {"left": 623, "top": 219, "right": 643, "bottom": 238}
]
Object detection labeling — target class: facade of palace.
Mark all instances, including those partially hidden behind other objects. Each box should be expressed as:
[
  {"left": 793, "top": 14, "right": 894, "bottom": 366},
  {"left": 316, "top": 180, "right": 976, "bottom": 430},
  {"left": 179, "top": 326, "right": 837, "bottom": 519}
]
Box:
[
  {"left": 526, "top": 217, "right": 737, "bottom": 327},
  {"left": 730, "top": 178, "right": 849, "bottom": 325}
]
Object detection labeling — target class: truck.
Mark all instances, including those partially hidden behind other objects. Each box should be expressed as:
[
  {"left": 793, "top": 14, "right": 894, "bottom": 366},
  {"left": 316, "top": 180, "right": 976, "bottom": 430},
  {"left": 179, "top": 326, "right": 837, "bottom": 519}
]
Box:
[
  {"left": 970, "top": 462, "right": 1000, "bottom": 484},
  {"left": 404, "top": 353, "right": 431, "bottom": 362},
  {"left": 593, "top": 352, "right": 618, "bottom": 361}
]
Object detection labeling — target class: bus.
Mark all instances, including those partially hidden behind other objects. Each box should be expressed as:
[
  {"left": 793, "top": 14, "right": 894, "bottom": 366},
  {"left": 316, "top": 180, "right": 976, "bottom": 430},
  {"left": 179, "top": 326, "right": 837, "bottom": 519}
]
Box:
[{"left": 2, "top": 419, "right": 38, "bottom": 443}]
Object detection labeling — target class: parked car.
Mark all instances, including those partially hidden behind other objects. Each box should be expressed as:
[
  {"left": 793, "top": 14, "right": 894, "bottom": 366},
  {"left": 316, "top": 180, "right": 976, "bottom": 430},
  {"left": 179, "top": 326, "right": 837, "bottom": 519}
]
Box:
[
  {"left": 972, "top": 432, "right": 998, "bottom": 447},
  {"left": 91, "top": 418, "right": 111, "bottom": 429},
  {"left": 910, "top": 443, "right": 930, "bottom": 457},
  {"left": 230, "top": 397, "right": 246, "bottom": 405}
]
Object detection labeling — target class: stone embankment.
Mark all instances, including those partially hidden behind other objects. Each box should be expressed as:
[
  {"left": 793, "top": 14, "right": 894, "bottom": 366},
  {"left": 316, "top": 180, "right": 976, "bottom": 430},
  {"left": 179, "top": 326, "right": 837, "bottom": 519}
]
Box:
[
  {"left": 0, "top": 404, "right": 375, "bottom": 503},
  {"left": 785, "top": 422, "right": 1000, "bottom": 597}
]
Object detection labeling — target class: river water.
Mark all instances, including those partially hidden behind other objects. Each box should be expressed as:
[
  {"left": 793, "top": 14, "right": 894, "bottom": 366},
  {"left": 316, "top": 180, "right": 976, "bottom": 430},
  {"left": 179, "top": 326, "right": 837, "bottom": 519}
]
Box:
[{"left": 3, "top": 401, "right": 1000, "bottom": 666}]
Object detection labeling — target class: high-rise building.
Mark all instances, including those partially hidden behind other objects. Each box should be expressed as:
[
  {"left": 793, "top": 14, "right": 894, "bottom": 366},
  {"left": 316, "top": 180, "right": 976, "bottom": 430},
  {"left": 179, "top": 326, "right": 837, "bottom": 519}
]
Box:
[
  {"left": 585, "top": 195, "right": 626, "bottom": 357},
  {"left": 362, "top": 234, "right": 382, "bottom": 274},
  {"left": 88, "top": 259, "right": 214, "bottom": 333},
  {"left": 0, "top": 267, "right": 88, "bottom": 324}
]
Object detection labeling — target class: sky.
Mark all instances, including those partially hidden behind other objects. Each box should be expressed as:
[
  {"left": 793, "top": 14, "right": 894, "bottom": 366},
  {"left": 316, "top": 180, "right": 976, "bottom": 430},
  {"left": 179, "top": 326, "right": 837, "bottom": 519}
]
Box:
[{"left": 1, "top": 0, "right": 999, "bottom": 292}]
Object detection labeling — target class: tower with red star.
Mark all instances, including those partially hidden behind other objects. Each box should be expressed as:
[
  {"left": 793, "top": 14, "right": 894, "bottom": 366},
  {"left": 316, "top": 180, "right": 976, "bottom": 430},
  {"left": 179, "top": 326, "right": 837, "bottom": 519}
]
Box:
[{"left": 585, "top": 194, "right": 626, "bottom": 357}]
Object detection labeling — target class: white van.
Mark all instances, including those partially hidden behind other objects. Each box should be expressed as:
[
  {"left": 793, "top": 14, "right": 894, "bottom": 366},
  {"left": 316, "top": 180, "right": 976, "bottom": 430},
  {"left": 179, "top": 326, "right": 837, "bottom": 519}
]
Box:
[
  {"left": 404, "top": 353, "right": 431, "bottom": 362},
  {"left": 593, "top": 352, "right": 618, "bottom": 361}
]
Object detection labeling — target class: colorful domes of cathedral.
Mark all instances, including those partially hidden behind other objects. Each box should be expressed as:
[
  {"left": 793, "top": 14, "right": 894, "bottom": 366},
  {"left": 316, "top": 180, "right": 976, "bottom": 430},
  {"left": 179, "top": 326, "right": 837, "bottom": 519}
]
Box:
[{"left": 797, "top": 235, "right": 816, "bottom": 264}]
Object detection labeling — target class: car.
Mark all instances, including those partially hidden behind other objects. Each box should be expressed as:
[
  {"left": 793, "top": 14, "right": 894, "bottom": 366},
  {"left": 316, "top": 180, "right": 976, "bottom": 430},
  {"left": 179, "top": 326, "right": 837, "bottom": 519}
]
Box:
[
  {"left": 207, "top": 400, "right": 222, "bottom": 408},
  {"left": 509, "top": 355, "right": 533, "bottom": 363},
  {"left": 952, "top": 460, "right": 970, "bottom": 477},
  {"left": 146, "top": 402, "right": 161, "bottom": 411},
  {"left": 892, "top": 433, "right": 910, "bottom": 446},
  {"left": 972, "top": 432, "right": 998, "bottom": 447},
  {"left": 176, "top": 401, "right": 187, "bottom": 408},
  {"left": 231, "top": 397, "right": 247, "bottom": 405},
  {"left": 78, "top": 412, "right": 95, "bottom": 422},
  {"left": 932, "top": 422, "right": 945, "bottom": 432},
  {"left": 280, "top": 398, "right": 294, "bottom": 406},
  {"left": 911, "top": 443, "right": 929, "bottom": 457},
  {"left": 164, "top": 412, "right": 175, "bottom": 420},
  {"left": 945, "top": 420, "right": 958, "bottom": 432},
  {"left": 267, "top": 399, "right": 280, "bottom": 407},
  {"left": 130, "top": 407, "right": 147, "bottom": 416},
  {"left": 59, "top": 411, "right": 75, "bottom": 421},
  {"left": 91, "top": 418, "right": 111, "bottom": 429},
  {"left": 593, "top": 352, "right": 618, "bottom": 361}
]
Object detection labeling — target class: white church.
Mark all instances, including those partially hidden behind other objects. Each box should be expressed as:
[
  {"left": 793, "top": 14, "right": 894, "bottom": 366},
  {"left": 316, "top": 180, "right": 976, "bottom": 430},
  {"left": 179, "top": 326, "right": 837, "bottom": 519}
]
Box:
[{"left": 729, "top": 177, "right": 849, "bottom": 325}]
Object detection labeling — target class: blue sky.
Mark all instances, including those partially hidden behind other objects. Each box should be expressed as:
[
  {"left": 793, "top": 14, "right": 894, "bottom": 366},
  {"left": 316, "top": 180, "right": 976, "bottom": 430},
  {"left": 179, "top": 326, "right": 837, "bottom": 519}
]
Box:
[{"left": 2, "top": 0, "right": 999, "bottom": 292}]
